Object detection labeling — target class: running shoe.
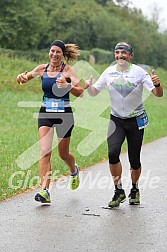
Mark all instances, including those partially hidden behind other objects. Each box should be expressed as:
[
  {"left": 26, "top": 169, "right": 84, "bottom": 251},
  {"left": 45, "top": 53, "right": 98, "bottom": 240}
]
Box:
[
  {"left": 70, "top": 165, "right": 79, "bottom": 190},
  {"left": 129, "top": 188, "right": 140, "bottom": 205},
  {"left": 108, "top": 189, "right": 126, "bottom": 208},
  {"left": 34, "top": 189, "right": 51, "bottom": 203}
]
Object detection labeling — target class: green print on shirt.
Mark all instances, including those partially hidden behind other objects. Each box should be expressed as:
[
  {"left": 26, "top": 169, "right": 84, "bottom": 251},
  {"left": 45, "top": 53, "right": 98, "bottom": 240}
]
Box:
[
  {"left": 128, "top": 111, "right": 139, "bottom": 117},
  {"left": 114, "top": 79, "right": 133, "bottom": 88}
]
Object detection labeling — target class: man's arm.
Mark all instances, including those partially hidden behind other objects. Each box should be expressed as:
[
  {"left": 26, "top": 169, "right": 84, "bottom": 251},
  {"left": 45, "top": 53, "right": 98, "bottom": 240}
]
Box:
[{"left": 83, "top": 76, "right": 100, "bottom": 96}]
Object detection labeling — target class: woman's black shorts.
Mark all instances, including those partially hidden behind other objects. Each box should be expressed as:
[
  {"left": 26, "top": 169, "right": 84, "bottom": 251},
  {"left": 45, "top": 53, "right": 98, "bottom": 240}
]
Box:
[{"left": 38, "top": 106, "right": 74, "bottom": 138}]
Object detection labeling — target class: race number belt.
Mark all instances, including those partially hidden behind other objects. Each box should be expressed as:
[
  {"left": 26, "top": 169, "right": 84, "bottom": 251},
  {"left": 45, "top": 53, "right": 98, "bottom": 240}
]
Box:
[
  {"left": 136, "top": 111, "right": 149, "bottom": 130},
  {"left": 44, "top": 97, "right": 65, "bottom": 112}
]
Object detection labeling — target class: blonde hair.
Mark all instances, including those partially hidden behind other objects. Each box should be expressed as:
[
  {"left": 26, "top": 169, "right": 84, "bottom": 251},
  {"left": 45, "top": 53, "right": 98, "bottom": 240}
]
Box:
[{"left": 64, "top": 44, "right": 80, "bottom": 63}]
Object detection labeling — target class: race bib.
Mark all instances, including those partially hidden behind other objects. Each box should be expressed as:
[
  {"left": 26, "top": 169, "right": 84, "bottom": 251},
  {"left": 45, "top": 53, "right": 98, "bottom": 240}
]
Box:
[
  {"left": 44, "top": 97, "right": 65, "bottom": 112},
  {"left": 136, "top": 111, "right": 149, "bottom": 130}
]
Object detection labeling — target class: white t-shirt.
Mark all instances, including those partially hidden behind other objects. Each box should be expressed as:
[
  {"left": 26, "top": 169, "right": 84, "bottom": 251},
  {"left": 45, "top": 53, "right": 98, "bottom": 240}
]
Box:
[{"left": 93, "top": 63, "right": 155, "bottom": 118}]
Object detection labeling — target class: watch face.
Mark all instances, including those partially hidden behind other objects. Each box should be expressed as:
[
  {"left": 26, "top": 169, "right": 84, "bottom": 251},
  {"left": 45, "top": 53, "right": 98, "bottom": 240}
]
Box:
[
  {"left": 66, "top": 77, "right": 71, "bottom": 83},
  {"left": 154, "top": 84, "right": 160, "bottom": 87}
]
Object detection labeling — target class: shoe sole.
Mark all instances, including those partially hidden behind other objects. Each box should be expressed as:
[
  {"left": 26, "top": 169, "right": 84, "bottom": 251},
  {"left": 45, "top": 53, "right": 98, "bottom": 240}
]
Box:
[
  {"left": 70, "top": 164, "right": 80, "bottom": 190},
  {"left": 70, "top": 177, "right": 80, "bottom": 190},
  {"left": 129, "top": 197, "right": 140, "bottom": 205},
  {"left": 35, "top": 195, "right": 51, "bottom": 203},
  {"left": 129, "top": 191, "right": 140, "bottom": 205},
  {"left": 108, "top": 197, "right": 126, "bottom": 208},
  {"left": 120, "top": 199, "right": 126, "bottom": 204},
  {"left": 71, "top": 181, "right": 79, "bottom": 190},
  {"left": 129, "top": 201, "right": 140, "bottom": 205}
]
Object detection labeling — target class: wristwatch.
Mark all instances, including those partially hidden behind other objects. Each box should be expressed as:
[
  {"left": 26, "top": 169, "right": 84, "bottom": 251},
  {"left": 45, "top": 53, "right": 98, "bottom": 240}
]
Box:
[
  {"left": 154, "top": 83, "right": 160, "bottom": 87},
  {"left": 66, "top": 77, "right": 71, "bottom": 83}
]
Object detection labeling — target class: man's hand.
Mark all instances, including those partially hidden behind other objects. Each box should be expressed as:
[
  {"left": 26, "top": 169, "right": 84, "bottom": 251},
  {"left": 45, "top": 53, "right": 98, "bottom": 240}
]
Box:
[
  {"left": 83, "top": 76, "right": 93, "bottom": 89},
  {"left": 151, "top": 69, "right": 160, "bottom": 86}
]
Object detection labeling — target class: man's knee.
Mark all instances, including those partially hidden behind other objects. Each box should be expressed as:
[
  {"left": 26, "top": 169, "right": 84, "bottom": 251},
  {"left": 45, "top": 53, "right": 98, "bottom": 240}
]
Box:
[
  {"left": 130, "top": 159, "right": 141, "bottom": 170},
  {"left": 108, "top": 152, "right": 120, "bottom": 164}
]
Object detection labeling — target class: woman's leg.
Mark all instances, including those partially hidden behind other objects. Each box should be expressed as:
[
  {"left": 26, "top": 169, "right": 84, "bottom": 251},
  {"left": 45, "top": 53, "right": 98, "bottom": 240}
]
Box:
[
  {"left": 58, "top": 137, "right": 76, "bottom": 174},
  {"left": 58, "top": 137, "right": 79, "bottom": 190},
  {"left": 38, "top": 126, "right": 54, "bottom": 189}
]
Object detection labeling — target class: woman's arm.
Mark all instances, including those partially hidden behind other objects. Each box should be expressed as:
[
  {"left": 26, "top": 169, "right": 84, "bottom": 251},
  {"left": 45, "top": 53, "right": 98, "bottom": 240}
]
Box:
[
  {"left": 64, "top": 65, "right": 84, "bottom": 97},
  {"left": 16, "top": 64, "right": 46, "bottom": 85}
]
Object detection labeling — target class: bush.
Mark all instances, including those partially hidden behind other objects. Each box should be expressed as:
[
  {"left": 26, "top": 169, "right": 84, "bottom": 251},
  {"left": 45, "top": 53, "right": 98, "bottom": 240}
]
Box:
[
  {"left": 78, "top": 50, "right": 90, "bottom": 61},
  {"left": 91, "top": 48, "right": 114, "bottom": 64},
  {"left": 0, "top": 48, "right": 48, "bottom": 62}
]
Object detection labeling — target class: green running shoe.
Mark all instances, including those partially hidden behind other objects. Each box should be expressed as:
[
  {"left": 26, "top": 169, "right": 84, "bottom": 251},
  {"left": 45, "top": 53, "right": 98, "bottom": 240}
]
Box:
[
  {"left": 129, "top": 188, "right": 140, "bottom": 205},
  {"left": 108, "top": 189, "right": 126, "bottom": 208},
  {"left": 70, "top": 165, "right": 79, "bottom": 190},
  {"left": 34, "top": 189, "right": 51, "bottom": 203}
]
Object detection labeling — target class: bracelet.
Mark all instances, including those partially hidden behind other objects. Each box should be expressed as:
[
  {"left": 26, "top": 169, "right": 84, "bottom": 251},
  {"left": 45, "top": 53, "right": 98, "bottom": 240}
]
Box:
[{"left": 154, "top": 83, "right": 160, "bottom": 87}]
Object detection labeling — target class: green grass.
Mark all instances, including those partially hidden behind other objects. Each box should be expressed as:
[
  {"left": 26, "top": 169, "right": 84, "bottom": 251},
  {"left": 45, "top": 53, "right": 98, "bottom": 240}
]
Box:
[{"left": 0, "top": 55, "right": 167, "bottom": 201}]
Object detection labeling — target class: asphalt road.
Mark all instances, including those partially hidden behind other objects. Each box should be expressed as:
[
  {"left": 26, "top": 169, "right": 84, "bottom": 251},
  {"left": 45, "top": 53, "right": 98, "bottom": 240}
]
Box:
[{"left": 0, "top": 137, "right": 167, "bottom": 252}]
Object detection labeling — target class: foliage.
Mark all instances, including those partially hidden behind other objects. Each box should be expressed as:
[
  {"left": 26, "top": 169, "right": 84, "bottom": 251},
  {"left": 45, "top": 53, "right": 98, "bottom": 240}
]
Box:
[
  {"left": 0, "top": 0, "right": 167, "bottom": 68},
  {"left": 78, "top": 50, "right": 90, "bottom": 61},
  {"left": 0, "top": 48, "right": 49, "bottom": 62},
  {"left": 0, "top": 0, "right": 48, "bottom": 50},
  {"left": 91, "top": 48, "right": 114, "bottom": 64}
]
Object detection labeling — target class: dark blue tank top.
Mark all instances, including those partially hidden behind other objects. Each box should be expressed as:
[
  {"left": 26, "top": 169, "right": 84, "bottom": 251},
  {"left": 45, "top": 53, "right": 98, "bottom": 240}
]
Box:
[{"left": 41, "top": 63, "right": 70, "bottom": 101}]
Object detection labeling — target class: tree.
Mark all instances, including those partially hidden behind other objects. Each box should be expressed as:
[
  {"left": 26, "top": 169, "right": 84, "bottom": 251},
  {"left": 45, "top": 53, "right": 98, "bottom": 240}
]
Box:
[
  {"left": 0, "top": 0, "right": 167, "bottom": 69},
  {"left": 0, "top": 0, "right": 48, "bottom": 50}
]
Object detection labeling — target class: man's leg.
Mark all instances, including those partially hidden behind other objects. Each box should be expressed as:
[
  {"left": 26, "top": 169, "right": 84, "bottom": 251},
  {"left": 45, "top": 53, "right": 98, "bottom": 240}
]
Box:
[
  {"left": 107, "top": 117, "right": 126, "bottom": 207},
  {"left": 127, "top": 122, "right": 144, "bottom": 204}
]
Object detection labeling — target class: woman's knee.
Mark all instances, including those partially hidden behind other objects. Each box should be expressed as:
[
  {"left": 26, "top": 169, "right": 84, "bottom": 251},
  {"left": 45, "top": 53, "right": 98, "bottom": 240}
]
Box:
[
  {"left": 59, "top": 152, "right": 69, "bottom": 160},
  {"left": 40, "top": 147, "right": 52, "bottom": 159}
]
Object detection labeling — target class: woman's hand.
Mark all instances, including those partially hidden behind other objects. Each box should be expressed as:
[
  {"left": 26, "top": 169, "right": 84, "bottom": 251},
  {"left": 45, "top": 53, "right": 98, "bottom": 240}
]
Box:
[
  {"left": 56, "top": 75, "right": 70, "bottom": 88},
  {"left": 17, "top": 71, "right": 28, "bottom": 85}
]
